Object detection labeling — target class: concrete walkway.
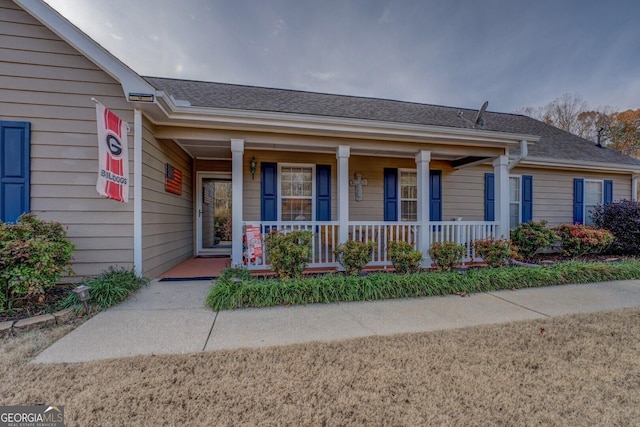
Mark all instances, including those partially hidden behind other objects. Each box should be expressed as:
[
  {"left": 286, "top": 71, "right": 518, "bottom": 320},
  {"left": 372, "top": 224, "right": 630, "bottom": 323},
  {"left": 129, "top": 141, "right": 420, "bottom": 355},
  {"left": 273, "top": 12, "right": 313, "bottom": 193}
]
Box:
[{"left": 33, "top": 279, "right": 640, "bottom": 364}]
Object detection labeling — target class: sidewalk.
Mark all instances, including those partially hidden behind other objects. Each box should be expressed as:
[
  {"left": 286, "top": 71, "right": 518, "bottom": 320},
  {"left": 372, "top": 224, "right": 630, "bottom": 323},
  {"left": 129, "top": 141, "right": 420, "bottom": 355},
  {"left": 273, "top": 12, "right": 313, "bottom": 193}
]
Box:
[{"left": 33, "top": 279, "right": 640, "bottom": 364}]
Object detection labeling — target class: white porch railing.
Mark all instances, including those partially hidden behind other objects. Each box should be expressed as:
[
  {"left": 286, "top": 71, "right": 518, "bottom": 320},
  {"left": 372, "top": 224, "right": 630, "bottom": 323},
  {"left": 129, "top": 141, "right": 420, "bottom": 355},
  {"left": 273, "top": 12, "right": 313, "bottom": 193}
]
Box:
[
  {"left": 242, "top": 220, "right": 497, "bottom": 270},
  {"left": 243, "top": 222, "right": 339, "bottom": 269},
  {"left": 430, "top": 221, "right": 498, "bottom": 261}
]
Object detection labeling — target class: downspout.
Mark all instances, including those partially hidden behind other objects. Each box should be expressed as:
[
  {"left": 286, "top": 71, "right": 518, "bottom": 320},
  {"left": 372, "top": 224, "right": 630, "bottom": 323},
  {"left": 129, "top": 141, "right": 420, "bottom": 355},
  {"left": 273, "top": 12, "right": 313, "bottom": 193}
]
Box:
[
  {"left": 133, "top": 109, "right": 143, "bottom": 276},
  {"left": 508, "top": 140, "right": 528, "bottom": 170}
]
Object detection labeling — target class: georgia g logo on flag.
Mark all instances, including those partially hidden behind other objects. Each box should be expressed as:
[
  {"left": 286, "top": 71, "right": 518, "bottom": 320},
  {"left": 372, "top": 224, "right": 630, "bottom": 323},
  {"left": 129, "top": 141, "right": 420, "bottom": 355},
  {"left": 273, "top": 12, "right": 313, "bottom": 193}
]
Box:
[{"left": 96, "top": 101, "right": 129, "bottom": 202}]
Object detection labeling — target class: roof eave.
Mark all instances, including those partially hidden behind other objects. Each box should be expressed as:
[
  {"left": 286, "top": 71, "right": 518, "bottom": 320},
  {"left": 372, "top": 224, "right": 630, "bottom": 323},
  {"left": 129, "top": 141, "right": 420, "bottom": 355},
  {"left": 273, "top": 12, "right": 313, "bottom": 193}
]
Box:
[
  {"left": 154, "top": 94, "right": 541, "bottom": 146},
  {"left": 520, "top": 157, "right": 640, "bottom": 174}
]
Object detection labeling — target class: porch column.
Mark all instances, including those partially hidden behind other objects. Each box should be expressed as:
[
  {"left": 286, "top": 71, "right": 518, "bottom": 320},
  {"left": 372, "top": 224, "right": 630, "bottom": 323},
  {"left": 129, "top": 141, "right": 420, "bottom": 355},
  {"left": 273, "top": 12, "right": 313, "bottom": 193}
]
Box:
[
  {"left": 493, "top": 155, "right": 510, "bottom": 238},
  {"left": 337, "top": 145, "right": 350, "bottom": 245},
  {"left": 231, "top": 139, "right": 244, "bottom": 266},
  {"left": 632, "top": 175, "right": 639, "bottom": 202},
  {"left": 133, "top": 109, "right": 143, "bottom": 276},
  {"left": 415, "top": 150, "right": 431, "bottom": 266}
]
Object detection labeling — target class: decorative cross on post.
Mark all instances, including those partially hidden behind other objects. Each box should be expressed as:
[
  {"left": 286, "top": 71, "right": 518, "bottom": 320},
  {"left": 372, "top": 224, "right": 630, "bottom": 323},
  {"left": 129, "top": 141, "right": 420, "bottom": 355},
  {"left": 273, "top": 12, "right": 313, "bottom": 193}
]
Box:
[{"left": 349, "top": 173, "right": 368, "bottom": 202}]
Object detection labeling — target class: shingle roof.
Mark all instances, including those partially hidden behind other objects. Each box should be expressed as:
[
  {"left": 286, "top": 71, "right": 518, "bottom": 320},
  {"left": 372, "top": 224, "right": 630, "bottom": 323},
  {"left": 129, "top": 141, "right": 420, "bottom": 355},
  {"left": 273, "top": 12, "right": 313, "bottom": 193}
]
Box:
[{"left": 144, "top": 76, "right": 640, "bottom": 168}]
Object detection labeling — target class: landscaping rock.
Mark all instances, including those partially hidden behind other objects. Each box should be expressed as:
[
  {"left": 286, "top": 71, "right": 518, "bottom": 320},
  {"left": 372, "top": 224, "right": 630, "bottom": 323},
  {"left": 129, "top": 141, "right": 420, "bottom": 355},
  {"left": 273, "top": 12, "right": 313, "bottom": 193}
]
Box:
[
  {"left": 13, "top": 314, "right": 56, "bottom": 334},
  {"left": 0, "top": 320, "right": 14, "bottom": 338},
  {"left": 53, "top": 308, "right": 76, "bottom": 324}
]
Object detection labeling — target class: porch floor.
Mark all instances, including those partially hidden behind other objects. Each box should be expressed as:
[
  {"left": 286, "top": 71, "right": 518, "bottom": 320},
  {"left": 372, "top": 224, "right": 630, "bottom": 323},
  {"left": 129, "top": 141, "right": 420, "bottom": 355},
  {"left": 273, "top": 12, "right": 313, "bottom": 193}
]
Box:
[{"left": 158, "top": 257, "right": 231, "bottom": 281}]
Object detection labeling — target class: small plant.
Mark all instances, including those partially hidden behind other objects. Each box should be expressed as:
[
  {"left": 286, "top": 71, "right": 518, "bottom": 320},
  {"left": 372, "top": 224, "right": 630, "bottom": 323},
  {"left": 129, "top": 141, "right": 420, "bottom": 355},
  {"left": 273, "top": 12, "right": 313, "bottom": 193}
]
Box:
[
  {"left": 510, "top": 221, "right": 558, "bottom": 258},
  {"left": 428, "top": 241, "right": 465, "bottom": 272},
  {"left": 388, "top": 241, "right": 423, "bottom": 274},
  {"left": 473, "top": 238, "right": 517, "bottom": 268},
  {"left": 592, "top": 200, "right": 640, "bottom": 255},
  {"left": 59, "top": 267, "right": 149, "bottom": 311},
  {"left": 265, "top": 230, "right": 313, "bottom": 279},
  {"left": 220, "top": 265, "right": 252, "bottom": 281},
  {"left": 553, "top": 224, "right": 614, "bottom": 257},
  {"left": 0, "top": 214, "right": 75, "bottom": 314},
  {"left": 334, "top": 240, "right": 375, "bottom": 275}
]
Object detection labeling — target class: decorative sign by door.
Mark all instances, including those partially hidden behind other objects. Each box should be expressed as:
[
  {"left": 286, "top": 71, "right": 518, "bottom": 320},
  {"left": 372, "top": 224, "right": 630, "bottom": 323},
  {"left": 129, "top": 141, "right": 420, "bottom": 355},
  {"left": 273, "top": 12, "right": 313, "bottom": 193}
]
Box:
[
  {"left": 245, "top": 225, "right": 263, "bottom": 264},
  {"left": 165, "top": 163, "right": 182, "bottom": 195}
]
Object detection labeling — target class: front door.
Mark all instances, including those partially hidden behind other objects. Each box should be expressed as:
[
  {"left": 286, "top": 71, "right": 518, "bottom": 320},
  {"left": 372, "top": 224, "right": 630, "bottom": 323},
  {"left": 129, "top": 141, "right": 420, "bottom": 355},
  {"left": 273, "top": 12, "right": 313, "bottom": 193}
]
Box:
[{"left": 197, "top": 174, "right": 232, "bottom": 256}]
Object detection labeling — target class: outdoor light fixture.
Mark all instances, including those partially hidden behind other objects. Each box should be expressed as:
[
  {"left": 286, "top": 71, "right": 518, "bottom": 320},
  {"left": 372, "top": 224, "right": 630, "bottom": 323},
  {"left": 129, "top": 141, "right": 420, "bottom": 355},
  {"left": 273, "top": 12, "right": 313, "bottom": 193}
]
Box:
[
  {"left": 250, "top": 156, "right": 257, "bottom": 179},
  {"left": 73, "top": 285, "right": 90, "bottom": 315}
]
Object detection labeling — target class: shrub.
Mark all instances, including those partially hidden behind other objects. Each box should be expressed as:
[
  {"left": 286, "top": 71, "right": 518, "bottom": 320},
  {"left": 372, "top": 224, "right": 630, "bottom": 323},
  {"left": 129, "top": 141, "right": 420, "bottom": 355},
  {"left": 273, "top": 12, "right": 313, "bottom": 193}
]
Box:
[
  {"left": 60, "top": 267, "right": 149, "bottom": 311},
  {"left": 553, "top": 224, "right": 614, "bottom": 257},
  {"left": 265, "top": 230, "right": 313, "bottom": 279},
  {"left": 592, "top": 200, "right": 640, "bottom": 255},
  {"left": 428, "top": 241, "right": 465, "bottom": 272},
  {"left": 510, "top": 221, "right": 558, "bottom": 258},
  {"left": 473, "top": 238, "right": 517, "bottom": 268},
  {"left": 0, "top": 214, "right": 74, "bottom": 313},
  {"left": 387, "top": 241, "right": 423, "bottom": 274},
  {"left": 334, "top": 240, "right": 375, "bottom": 275}
]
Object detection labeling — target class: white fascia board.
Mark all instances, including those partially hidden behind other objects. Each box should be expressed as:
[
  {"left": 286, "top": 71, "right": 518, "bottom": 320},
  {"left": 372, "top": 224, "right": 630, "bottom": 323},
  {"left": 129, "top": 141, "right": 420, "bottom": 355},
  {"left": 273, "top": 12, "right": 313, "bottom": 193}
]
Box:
[
  {"left": 15, "top": 0, "right": 156, "bottom": 98},
  {"left": 519, "top": 157, "right": 640, "bottom": 174},
  {"left": 155, "top": 96, "right": 541, "bottom": 147}
]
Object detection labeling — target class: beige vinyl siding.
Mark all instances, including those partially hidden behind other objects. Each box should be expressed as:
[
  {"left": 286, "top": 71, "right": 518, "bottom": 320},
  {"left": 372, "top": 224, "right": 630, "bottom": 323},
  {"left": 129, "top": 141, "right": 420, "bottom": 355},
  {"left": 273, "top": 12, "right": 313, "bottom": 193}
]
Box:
[
  {"left": 141, "top": 119, "right": 193, "bottom": 278},
  {"left": 1, "top": 1, "right": 134, "bottom": 276},
  {"left": 511, "top": 166, "right": 632, "bottom": 227}
]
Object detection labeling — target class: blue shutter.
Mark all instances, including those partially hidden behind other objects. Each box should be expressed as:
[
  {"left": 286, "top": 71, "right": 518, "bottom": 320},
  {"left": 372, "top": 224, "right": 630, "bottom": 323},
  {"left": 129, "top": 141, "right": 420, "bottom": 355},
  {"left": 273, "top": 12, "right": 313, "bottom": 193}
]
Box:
[
  {"left": 484, "top": 173, "right": 495, "bottom": 221},
  {"left": 383, "top": 168, "right": 398, "bottom": 221},
  {"left": 573, "top": 178, "right": 584, "bottom": 224},
  {"left": 429, "top": 170, "right": 442, "bottom": 221},
  {"left": 260, "top": 162, "right": 277, "bottom": 221},
  {"left": 316, "top": 165, "right": 331, "bottom": 221},
  {"left": 604, "top": 180, "right": 613, "bottom": 204},
  {"left": 1, "top": 121, "right": 30, "bottom": 223},
  {"left": 522, "top": 175, "right": 533, "bottom": 223}
]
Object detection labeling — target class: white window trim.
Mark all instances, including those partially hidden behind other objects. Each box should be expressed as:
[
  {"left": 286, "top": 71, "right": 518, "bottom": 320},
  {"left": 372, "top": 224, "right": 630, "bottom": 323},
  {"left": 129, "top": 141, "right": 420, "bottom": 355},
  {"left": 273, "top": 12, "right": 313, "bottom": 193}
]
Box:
[
  {"left": 584, "top": 179, "right": 604, "bottom": 225},
  {"left": 509, "top": 174, "right": 522, "bottom": 228},
  {"left": 397, "top": 168, "right": 418, "bottom": 222},
  {"left": 277, "top": 163, "right": 316, "bottom": 221}
]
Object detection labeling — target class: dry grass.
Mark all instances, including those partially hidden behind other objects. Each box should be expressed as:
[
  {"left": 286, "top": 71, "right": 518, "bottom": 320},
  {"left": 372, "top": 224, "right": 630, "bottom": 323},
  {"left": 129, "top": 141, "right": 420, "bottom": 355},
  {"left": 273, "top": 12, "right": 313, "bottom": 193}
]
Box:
[{"left": 2, "top": 308, "right": 640, "bottom": 426}]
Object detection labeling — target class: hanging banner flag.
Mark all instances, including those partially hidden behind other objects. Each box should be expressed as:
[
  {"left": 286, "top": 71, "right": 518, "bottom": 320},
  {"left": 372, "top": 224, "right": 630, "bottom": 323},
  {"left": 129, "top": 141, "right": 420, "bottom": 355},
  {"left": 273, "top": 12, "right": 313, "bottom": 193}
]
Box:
[{"left": 95, "top": 101, "right": 129, "bottom": 202}]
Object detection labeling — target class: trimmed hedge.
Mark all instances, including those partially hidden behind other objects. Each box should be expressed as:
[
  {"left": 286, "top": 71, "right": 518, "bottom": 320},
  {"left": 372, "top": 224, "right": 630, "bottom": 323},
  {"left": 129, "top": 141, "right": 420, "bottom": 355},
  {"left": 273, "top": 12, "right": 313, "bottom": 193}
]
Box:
[{"left": 206, "top": 260, "right": 640, "bottom": 310}]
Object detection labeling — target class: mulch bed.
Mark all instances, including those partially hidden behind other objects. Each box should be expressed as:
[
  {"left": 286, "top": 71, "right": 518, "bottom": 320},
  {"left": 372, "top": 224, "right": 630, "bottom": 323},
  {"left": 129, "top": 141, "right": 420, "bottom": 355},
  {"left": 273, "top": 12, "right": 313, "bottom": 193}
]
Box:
[{"left": 0, "top": 285, "right": 74, "bottom": 322}]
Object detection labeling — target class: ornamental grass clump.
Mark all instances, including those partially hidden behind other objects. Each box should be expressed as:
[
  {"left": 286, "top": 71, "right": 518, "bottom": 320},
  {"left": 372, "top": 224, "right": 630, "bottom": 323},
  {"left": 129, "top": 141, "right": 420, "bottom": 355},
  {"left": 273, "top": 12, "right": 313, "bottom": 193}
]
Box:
[
  {"left": 387, "top": 241, "right": 423, "bottom": 274},
  {"left": 264, "top": 230, "right": 313, "bottom": 279},
  {"left": 0, "top": 214, "right": 75, "bottom": 314},
  {"left": 428, "top": 241, "right": 465, "bottom": 271},
  {"left": 334, "top": 240, "right": 375, "bottom": 275},
  {"left": 553, "top": 224, "right": 614, "bottom": 257}
]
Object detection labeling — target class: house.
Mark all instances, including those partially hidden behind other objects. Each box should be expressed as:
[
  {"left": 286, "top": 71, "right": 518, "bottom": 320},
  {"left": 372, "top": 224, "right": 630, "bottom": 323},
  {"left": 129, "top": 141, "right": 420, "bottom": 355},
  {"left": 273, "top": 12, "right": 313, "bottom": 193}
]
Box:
[{"left": 2, "top": 0, "right": 640, "bottom": 278}]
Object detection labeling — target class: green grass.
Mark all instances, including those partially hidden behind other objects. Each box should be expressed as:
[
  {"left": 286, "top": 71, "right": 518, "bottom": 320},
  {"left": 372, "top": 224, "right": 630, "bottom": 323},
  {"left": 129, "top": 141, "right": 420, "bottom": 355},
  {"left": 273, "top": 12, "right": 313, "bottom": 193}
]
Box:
[{"left": 206, "top": 260, "right": 640, "bottom": 310}]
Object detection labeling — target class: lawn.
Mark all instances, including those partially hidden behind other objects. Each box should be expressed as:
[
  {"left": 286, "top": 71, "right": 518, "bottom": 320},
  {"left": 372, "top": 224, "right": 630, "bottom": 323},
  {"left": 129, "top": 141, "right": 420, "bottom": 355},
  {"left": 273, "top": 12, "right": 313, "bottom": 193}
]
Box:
[{"left": 2, "top": 307, "right": 640, "bottom": 426}]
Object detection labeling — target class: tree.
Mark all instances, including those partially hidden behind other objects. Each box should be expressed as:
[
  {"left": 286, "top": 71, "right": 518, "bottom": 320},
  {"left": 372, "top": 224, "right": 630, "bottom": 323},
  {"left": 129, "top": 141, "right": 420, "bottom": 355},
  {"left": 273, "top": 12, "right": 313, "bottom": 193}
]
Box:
[
  {"left": 606, "top": 109, "right": 640, "bottom": 157},
  {"left": 518, "top": 93, "right": 590, "bottom": 137}
]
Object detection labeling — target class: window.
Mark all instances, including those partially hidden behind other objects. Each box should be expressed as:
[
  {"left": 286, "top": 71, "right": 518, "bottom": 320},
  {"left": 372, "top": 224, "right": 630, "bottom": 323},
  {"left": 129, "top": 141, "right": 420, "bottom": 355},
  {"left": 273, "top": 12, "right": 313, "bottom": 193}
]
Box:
[
  {"left": 584, "top": 180, "right": 603, "bottom": 226},
  {"left": 399, "top": 170, "right": 417, "bottom": 221},
  {"left": 279, "top": 164, "right": 314, "bottom": 221},
  {"left": 509, "top": 176, "right": 521, "bottom": 228}
]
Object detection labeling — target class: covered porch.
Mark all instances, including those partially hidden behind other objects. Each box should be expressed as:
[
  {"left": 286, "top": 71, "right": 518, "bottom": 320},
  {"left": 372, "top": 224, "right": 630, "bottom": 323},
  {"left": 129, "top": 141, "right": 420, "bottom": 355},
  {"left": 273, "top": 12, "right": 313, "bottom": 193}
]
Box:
[{"left": 152, "top": 116, "right": 537, "bottom": 273}]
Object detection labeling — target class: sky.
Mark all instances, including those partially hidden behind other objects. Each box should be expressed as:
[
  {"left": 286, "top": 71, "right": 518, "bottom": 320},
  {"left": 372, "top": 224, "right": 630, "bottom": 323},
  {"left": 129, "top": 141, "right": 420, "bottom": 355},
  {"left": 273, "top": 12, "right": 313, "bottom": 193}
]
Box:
[{"left": 44, "top": 0, "right": 640, "bottom": 114}]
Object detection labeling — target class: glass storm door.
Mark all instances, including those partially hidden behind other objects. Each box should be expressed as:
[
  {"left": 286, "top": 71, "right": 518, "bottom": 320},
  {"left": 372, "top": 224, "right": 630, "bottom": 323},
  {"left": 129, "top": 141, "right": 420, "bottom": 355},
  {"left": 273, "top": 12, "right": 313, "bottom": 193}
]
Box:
[{"left": 199, "top": 178, "right": 232, "bottom": 255}]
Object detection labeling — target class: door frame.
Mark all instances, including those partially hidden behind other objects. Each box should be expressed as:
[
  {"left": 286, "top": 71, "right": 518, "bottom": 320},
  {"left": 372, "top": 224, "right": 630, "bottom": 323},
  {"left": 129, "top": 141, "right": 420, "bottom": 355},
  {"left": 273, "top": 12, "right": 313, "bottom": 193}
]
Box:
[{"left": 196, "top": 171, "right": 232, "bottom": 256}]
